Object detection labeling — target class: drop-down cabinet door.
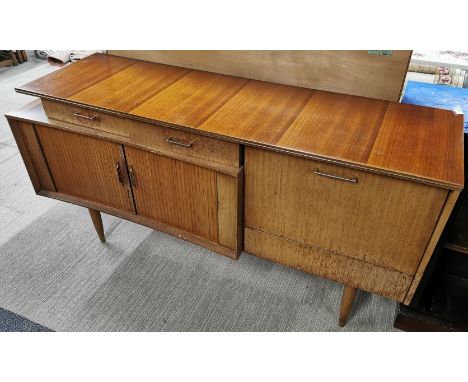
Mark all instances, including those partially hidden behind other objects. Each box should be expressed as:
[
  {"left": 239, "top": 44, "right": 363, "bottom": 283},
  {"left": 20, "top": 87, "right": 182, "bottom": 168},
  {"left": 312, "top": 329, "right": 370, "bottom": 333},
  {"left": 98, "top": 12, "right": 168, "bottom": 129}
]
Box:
[
  {"left": 35, "top": 124, "right": 134, "bottom": 213},
  {"left": 244, "top": 147, "right": 449, "bottom": 301}
]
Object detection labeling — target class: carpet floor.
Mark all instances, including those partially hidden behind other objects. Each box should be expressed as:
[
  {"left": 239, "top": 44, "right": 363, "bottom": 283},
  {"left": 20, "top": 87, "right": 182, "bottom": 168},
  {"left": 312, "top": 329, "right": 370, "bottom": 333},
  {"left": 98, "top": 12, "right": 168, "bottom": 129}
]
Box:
[{"left": 0, "top": 54, "right": 398, "bottom": 331}]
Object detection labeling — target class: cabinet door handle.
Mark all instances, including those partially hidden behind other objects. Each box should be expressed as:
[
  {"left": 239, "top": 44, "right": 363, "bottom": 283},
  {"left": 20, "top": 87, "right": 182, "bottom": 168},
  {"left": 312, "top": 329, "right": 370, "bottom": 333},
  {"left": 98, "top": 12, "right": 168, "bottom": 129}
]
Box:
[
  {"left": 165, "top": 137, "right": 193, "bottom": 148},
  {"left": 314, "top": 168, "right": 358, "bottom": 184},
  {"left": 73, "top": 112, "right": 98, "bottom": 121},
  {"left": 128, "top": 165, "right": 137, "bottom": 187},
  {"left": 115, "top": 162, "right": 123, "bottom": 184}
]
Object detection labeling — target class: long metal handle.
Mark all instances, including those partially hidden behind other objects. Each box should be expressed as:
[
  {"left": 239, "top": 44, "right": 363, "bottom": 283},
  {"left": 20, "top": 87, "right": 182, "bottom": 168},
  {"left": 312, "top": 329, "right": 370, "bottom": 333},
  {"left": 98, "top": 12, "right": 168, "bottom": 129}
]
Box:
[
  {"left": 115, "top": 162, "right": 123, "bottom": 184},
  {"left": 165, "top": 137, "right": 193, "bottom": 148},
  {"left": 73, "top": 112, "right": 98, "bottom": 121},
  {"left": 314, "top": 168, "right": 358, "bottom": 184},
  {"left": 128, "top": 165, "right": 137, "bottom": 187}
]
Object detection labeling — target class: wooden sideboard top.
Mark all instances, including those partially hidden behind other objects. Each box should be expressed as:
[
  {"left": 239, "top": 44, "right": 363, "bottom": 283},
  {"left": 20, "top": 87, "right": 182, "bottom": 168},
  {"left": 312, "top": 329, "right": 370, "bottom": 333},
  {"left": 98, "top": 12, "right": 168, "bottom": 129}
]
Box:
[{"left": 15, "top": 53, "right": 464, "bottom": 190}]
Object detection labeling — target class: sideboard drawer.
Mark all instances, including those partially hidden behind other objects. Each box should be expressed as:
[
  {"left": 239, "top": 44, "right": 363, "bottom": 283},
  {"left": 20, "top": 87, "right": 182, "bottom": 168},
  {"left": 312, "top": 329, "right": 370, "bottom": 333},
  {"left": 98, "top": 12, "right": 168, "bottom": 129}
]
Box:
[
  {"left": 130, "top": 121, "right": 240, "bottom": 168},
  {"left": 42, "top": 99, "right": 131, "bottom": 137},
  {"left": 42, "top": 99, "right": 240, "bottom": 168},
  {"left": 244, "top": 147, "right": 448, "bottom": 276}
]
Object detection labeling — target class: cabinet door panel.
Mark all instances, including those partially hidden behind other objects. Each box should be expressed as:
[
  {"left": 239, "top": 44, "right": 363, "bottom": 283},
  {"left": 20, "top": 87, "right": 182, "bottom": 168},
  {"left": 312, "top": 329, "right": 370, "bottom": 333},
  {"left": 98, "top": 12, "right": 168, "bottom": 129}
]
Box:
[
  {"left": 245, "top": 147, "right": 448, "bottom": 276},
  {"left": 35, "top": 124, "right": 133, "bottom": 212},
  {"left": 125, "top": 146, "right": 218, "bottom": 241}
]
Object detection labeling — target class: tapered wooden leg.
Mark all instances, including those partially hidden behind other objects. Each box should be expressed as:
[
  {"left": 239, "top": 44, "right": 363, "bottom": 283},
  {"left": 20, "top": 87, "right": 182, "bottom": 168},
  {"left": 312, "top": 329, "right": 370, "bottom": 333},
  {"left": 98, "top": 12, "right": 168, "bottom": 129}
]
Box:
[
  {"left": 339, "top": 285, "right": 358, "bottom": 327},
  {"left": 88, "top": 208, "right": 105, "bottom": 242}
]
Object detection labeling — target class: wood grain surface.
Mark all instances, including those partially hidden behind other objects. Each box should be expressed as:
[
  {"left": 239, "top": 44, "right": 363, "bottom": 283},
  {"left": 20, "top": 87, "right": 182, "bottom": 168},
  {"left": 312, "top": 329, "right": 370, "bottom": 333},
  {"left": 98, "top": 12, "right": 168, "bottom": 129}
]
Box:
[
  {"left": 8, "top": 53, "right": 464, "bottom": 308},
  {"left": 131, "top": 71, "right": 248, "bottom": 127},
  {"left": 70, "top": 62, "right": 190, "bottom": 112},
  {"left": 217, "top": 172, "right": 243, "bottom": 253},
  {"left": 15, "top": 53, "right": 464, "bottom": 189},
  {"left": 35, "top": 124, "right": 133, "bottom": 212},
  {"left": 38, "top": 190, "right": 239, "bottom": 259},
  {"left": 244, "top": 147, "right": 448, "bottom": 276},
  {"left": 277, "top": 92, "right": 388, "bottom": 163},
  {"left": 42, "top": 99, "right": 132, "bottom": 137},
  {"left": 18, "top": 54, "right": 135, "bottom": 99},
  {"left": 124, "top": 146, "right": 219, "bottom": 242},
  {"left": 129, "top": 116, "right": 240, "bottom": 168},
  {"left": 244, "top": 227, "right": 413, "bottom": 302},
  {"left": 7, "top": 100, "right": 242, "bottom": 177},
  {"left": 108, "top": 50, "right": 411, "bottom": 101},
  {"left": 403, "top": 189, "right": 461, "bottom": 304},
  {"left": 368, "top": 103, "right": 465, "bottom": 188},
  {"left": 7, "top": 118, "right": 44, "bottom": 192},
  {"left": 16, "top": 121, "right": 56, "bottom": 191},
  {"left": 200, "top": 81, "right": 313, "bottom": 144}
]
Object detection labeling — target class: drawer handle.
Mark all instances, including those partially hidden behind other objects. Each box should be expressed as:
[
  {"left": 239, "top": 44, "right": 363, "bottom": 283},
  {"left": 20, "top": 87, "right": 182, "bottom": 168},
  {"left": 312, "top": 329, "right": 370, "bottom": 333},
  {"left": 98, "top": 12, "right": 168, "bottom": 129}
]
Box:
[
  {"left": 165, "top": 137, "right": 193, "bottom": 148},
  {"left": 128, "top": 165, "right": 137, "bottom": 187},
  {"left": 73, "top": 112, "right": 98, "bottom": 121},
  {"left": 314, "top": 168, "right": 358, "bottom": 184},
  {"left": 115, "top": 162, "right": 123, "bottom": 184}
]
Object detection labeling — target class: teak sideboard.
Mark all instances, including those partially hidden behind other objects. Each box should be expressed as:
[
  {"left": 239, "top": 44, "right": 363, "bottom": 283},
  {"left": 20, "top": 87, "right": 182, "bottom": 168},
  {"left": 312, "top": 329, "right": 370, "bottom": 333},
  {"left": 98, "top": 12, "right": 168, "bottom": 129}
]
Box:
[{"left": 6, "top": 53, "right": 464, "bottom": 327}]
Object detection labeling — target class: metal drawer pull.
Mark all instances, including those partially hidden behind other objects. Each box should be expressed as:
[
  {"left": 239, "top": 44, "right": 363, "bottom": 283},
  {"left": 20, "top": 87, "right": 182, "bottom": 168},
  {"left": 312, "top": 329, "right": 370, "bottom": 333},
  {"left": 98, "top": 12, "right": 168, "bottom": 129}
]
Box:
[
  {"left": 165, "top": 137, "right": 193, "bottom": 148},
  {"left": 115, "top": 162, "right": 123, "bottom": 184},
  {"left": 73, "top": 112, "right": 98, "bottom": 121},
  {"left": 314, "top": 168, "right": 358, "bottom": 184},
  {"left": 128, "top": 165, "right": 137, "bottom": 187}
]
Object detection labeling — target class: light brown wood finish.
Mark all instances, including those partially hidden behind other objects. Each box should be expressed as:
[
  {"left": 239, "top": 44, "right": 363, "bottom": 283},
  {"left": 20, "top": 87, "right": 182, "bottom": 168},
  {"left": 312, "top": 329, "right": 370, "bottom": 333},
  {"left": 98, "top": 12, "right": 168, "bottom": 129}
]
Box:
[
  {"left": 42, "top": 99, "right": 132, "bottom": 137},
  {"left": 277, "top": 92, "right": 388, "bottom": 163},
  {"left": 118, "top": 145, "right": 137, "bottom": 215},
  {"left": 9, "top": 102, "right": 243, "bottom": 258},
  {"left": 124, "top": 147, "right": 219, "bottom": 242},
  {"left": 217, "top": 171, "right": 243, "bottom": 253},
  {"left": 15, "top": 120, "right": 56, "bottom": 191},
  {"left": 200, "top": 81, "right": 312, "bottom": 144},
  {"left": 339, "top": 286, "right": 357, "bottom": 327},
  {"left": 130, "top": 70, "right": 248, "bottom": 128},
  {"left": 244, "top": 147, "right": 448, "bottom": 276},
  {"left": 70, "top": 62, "right": 191, "bottom": 112},
  {"left": 15, "top": 54, "right": 463, "bottom": 189},
  {"left": 39, "top": 190, "right": 238, "bottom": 259},
  {"left": 18, "top": 54, "right": 136, "bottom": 98},
  {"left": 7, "top": 53, "right": 464, "bottom": 319},
  {"left": 244, "top": 227, "right": 412, "bottom": 301},
  {"left": 108, "top": 50, "right": 411, "bottom": 101},
  {"left": 9, "top": 100, "right": 242, "bottom": 182},
  {"left": 9, "top": 102, "right": 458, "bottom": 306},
  {"left": 368, "top": 104, "right": 465, "bottom": 188},
  {"left": 31, "top": 99, "right": 241, "bottom": 173},
  {"left": 7, "top": 118, "right": 42, "bottom": 192},
  {"left": 88, "top": 208, "right": 105, "bottom": 242},
  {"left": 35, "top": 125, "right": 133, "bottom": 212},
  {"left": 129, "top": 117, "right": 240, "bottom": 168},
  {"left": 403, "top": 190, "right": 461, "bottom": 304}
]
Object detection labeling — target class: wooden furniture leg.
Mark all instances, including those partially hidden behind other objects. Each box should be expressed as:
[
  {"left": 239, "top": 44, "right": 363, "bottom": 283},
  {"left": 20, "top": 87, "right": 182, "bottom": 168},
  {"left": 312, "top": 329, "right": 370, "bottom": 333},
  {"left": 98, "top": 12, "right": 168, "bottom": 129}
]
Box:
[
  {"left": 88, "top": 208, "right": 105, "bottom": 242},
  {"left": 339, "top": 285, "right": 358, "bottom": 327}
]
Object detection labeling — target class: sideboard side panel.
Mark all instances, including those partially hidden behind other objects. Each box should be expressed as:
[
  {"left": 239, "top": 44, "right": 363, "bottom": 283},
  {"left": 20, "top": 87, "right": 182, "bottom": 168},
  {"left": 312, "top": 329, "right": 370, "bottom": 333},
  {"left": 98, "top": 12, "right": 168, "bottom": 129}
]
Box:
[
  {"left": 403, "top": 189, "right": 461, "bottom": 304},
  {"left": 7, "top": 117, "right": 55, "bottom": 193}
]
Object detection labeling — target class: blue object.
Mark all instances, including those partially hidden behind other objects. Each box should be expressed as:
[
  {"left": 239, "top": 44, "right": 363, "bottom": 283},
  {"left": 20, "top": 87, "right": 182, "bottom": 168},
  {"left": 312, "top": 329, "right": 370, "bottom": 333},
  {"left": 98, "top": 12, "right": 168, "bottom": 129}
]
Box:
[
  {"left": 402, "top": 81, "right": 468, "bottom": 130},
  {"left": 0, "top": 307, "right": 51, "bottom": 332}
]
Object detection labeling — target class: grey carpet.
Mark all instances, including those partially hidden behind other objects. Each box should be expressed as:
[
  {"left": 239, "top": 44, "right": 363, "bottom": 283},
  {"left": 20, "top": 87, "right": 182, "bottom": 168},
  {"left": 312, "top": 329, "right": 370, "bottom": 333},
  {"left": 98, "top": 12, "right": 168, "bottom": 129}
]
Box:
[{"left": 0, "top": 55, "right": 398, "bottom": 332}]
